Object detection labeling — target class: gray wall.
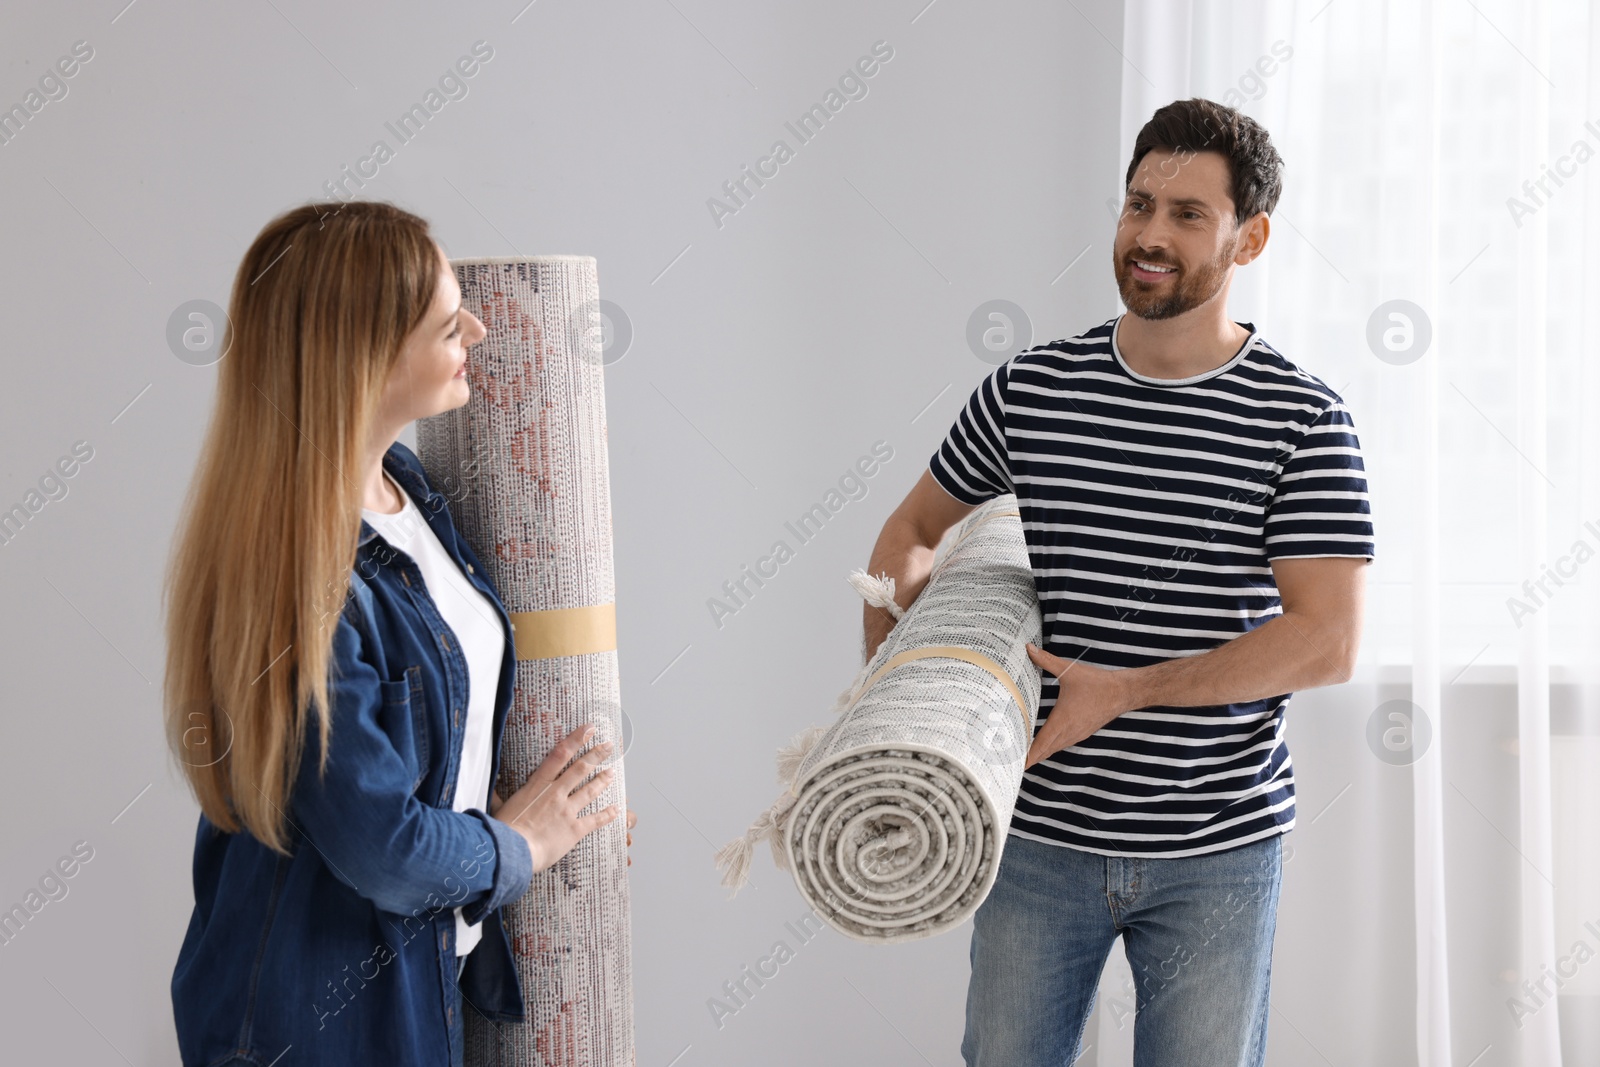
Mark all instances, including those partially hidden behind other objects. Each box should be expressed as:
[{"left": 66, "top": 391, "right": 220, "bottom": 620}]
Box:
[{"left": 0, "top": 2, "right": 1459, "bottom": 1064}]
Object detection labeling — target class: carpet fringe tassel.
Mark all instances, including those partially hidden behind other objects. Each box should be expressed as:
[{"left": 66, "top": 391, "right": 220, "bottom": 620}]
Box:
[{"left": 712, "top": 571, "right": 899, "bottom": 895}]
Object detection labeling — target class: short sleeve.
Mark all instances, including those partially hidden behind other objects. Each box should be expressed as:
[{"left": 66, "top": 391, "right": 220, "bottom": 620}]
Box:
[
  {"left": 1264, "top": 398, "right": 1375, "bottom": 561},
  {"left": 928, "top": 362, "right": 1013, "bottom": 505}
]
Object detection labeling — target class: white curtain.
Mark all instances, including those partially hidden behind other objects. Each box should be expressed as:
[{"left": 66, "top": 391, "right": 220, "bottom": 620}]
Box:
[{"left": 1113, "top": 2, "right": 1600, "bottom": 1065}]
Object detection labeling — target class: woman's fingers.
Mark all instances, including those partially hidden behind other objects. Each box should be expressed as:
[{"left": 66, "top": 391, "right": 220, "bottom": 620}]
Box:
[
  {"left": 500, "top": 725, "right": 623, "bottom": 870},
  {"left": 521, "top": 728, "right": 602, "bottom": 793},
  {"left": 521, "top": 725, "right": 592, "bottom": 790},
  {"left": 511, "top": 772, "right": 622, "bottom": 872},
  {"left": 553, "top": 739, "right": 612, "bottom": 791},
  {"left": 579, "top": 805, "right": 620, "bottom": 836},
  {"left": 576, "top": 767, "right": 615, "bottom": 804}
]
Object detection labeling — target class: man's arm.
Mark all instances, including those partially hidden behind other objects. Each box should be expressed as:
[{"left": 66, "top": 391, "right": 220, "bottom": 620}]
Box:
[
  {"left": 1024, "top": 555, "right": 1369, "bottom": 767},
  {"left": 863, "top": 469, "right": 977, "bottom": 660},
  {"left": 1121, "top": 554, "right": 1368, "bottom": 706}
]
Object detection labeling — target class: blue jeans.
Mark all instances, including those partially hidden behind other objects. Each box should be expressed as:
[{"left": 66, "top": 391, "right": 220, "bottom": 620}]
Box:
[{"left": 962, "top": 831, "right": 1283, "bottom": 1067}]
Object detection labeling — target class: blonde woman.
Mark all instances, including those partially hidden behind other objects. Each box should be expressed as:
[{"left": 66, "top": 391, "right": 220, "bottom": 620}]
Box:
[{"left": 164, "top": 200, "right": 632, "bottom": 1066}]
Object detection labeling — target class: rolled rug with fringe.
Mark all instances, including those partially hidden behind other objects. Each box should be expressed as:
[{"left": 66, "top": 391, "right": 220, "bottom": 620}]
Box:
[
  {"left": 417, "top": 256, "right": 633, "bottom": 1066},
  {"left": 714, "top": 495, "right": 1042, "bottom": 943}
]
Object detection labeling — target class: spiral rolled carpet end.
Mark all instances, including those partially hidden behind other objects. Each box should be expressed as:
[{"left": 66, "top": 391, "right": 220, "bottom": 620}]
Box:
[{"left": 734, "top": 496, "right": 1040, "bottom": 942}]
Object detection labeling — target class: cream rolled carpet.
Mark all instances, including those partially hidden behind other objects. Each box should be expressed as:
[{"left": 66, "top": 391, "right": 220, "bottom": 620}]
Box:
[
  {"left": 714, "top": 496, "right": 1042, "bottom": 943},
  {"left": 417, "top": 256, "right": 632, "bottom": 1066}
]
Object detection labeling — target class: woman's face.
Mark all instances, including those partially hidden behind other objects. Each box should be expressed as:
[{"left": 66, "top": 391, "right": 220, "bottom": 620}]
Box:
[{"left": 378, "top": 242, "right": 486, "bottom": 425}]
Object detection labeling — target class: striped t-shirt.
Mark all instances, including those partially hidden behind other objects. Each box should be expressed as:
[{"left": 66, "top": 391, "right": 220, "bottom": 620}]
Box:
[{"left": 928, "top": 314, "right": 1375, "bottom": 858}]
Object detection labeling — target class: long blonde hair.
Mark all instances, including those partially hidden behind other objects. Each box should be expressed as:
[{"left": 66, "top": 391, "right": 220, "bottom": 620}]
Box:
[{"left": 163, "top": 200, "right": 440, "bottom": 855}]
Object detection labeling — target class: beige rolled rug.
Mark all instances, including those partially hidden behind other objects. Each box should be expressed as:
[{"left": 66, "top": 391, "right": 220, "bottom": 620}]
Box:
[
  {"left": 417, "top": 256, "right": 632, "bottom": 1066},
  {"left": 715, "top": 496, "right": 1042, "bottom": 943}
]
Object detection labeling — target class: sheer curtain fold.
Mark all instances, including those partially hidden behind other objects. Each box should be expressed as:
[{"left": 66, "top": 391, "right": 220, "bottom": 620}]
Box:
[
  {"left": 1513, "top": 1, "right": 1563, "bottom": 1063},
  {"left": 1412, "top": 2, "right": 1451, "bottom": 1063}
]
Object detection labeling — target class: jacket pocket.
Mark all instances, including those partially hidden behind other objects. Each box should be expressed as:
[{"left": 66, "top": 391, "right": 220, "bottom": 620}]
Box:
[{"left": 377, "top": 665, "right": 431, "bottom": 793}]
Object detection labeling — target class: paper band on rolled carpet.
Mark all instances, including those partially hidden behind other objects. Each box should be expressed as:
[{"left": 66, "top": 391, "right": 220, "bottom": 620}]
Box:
[
  {"left": 509, "top": 603, "right": 618, "bottom": 660},
  {"left": 854, "top": 646, "right": 1030, "bottom": 736},
  {"left": 417, "top": 256, "right": 633, "bottom": 1066},
  {"left": 714, "top": 495, "right": 1042, "bottom": 943}
]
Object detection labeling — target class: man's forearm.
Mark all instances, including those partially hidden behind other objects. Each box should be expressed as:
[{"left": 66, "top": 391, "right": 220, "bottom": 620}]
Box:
[
  {"left": 862, "top": 516, "right": 938, "bottom": 660},
  {"left": 1118, "top": 610, "right": 1356, "bottom": 711}
]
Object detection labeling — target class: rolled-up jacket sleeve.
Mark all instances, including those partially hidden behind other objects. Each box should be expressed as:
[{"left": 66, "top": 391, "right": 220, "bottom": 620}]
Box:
[
  {"left": 459, "top": 806, "right": 533, "bottom": 925},
  {"left": 290, "top": 611, "right": 533, "bottom": 922}
]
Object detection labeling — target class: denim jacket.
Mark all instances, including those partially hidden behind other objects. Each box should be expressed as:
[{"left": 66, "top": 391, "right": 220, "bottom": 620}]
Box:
[{"left": 171, "top": 441, "right": 534, "bottom": 1067}]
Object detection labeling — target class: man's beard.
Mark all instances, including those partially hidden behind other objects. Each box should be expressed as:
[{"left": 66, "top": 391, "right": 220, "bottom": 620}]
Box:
[{"left": 1114, "top": 238, "right": 1235, "bottom": 320}]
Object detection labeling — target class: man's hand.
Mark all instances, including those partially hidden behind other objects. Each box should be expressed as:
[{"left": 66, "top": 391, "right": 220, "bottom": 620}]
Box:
[
  {"left": 1018, "top": 557, "right": 1369, "bottom": 770},
  {"left": 1022, "top": 643, "right": 1132, "bottom": 769},
  {"left": 862, "top": 470, "right": 977, "bottom": 661}
]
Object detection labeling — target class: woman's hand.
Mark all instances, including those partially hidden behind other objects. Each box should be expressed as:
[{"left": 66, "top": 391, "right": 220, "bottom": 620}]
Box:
[
  {"left": 492, "top": 796, "right": 636, "bottom": 865},
  {"left": 494, "top": 724, "right": 621, "bottom": 873}
]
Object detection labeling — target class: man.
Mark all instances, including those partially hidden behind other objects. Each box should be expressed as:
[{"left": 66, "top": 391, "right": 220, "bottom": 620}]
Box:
[{"left": 863, "top": 98, "right": 1374, "bottom": 1066}]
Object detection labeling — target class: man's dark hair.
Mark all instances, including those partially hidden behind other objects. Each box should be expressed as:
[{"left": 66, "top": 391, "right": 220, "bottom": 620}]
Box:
[{"left": 1125, "top": 98, "right": 1284, "bottom": 227}]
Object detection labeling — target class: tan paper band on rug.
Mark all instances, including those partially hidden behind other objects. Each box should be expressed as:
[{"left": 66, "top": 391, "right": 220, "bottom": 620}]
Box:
[
  {"left": 855, "top": 644, "right": 1031, "bottom": 732},
  {"left": 508, "top": 603, "right": 617, "bottom": 660}
]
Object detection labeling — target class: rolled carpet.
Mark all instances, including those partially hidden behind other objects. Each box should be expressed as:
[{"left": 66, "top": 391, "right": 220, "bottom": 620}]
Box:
[
  {"left": 714, "top": 495, "right": 1042, "bottom": 943},
  {"left": 416, "top": 256, "right": 633, "bottom": 1066}
]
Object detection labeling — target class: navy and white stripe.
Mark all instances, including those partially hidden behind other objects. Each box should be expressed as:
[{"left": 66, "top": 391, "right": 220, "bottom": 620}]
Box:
[{"left": 929, "top": 315, "right": 1375, "bottom": 857}]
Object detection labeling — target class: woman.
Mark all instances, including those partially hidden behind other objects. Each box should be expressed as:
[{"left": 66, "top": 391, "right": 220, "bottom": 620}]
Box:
[{"left": 163, "top": 200, "right": 633, "bottom": 1066}]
